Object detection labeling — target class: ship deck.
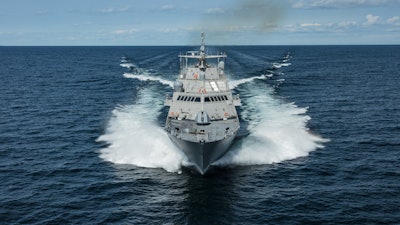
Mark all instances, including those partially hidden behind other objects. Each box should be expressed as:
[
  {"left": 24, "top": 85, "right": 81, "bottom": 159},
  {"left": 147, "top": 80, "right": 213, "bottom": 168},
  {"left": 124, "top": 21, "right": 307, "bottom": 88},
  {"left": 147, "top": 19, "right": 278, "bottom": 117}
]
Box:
[{"left": 167, "top": 118, "right": 239, "bottom": 143}]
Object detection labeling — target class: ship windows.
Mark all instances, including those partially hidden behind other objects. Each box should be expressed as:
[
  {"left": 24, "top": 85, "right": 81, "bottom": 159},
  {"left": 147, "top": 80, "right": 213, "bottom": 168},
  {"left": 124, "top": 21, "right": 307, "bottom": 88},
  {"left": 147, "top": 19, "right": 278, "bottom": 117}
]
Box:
[
  {"left": 176, "top": 95, "right": 227, "bottom": 102},
  {"left": 205, "top": 95, "right": 229, "bottom": 103},
  {"left": 176, "top": 95, "right": 201, "bottom": 102}
]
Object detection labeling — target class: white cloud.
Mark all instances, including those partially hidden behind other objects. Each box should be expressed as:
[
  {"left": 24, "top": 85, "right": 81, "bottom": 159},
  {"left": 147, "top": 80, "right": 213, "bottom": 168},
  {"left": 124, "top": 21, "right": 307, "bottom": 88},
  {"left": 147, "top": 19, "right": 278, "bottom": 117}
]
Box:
[
  {"left": 337, "top": 21, "right": 357, "bottom": 27},
  {"left": 204, "top": 8, "right": 225, "bottom": 14},
  {"left": 387, "top": 16, "right": 400, "bottom": 25},
  {"left": 66, "top": 36, "right": 78, "bottom": 41},
  {"left": 365, "top": 14, "right": 381, "bottom": 25},
  {"left": 227, "top": 25, "right": 256, "bottom": 32},
  {"left": 158, "top": 28, "right": 179, "bottom": 33},
  {"left": 161, "top": 5, "right": 175, "bottom": 11},
  {"left": 35, "top": 10, "right": 49, "bottom": 15},
  {"left": 292, "top": 0, "right": 400, "bottom": 9},
  {"left": 97, "top": 7, "right": 130, "bottom": 13},
  {"left": 284, "top": 13, "right": 400, "bottom": 34},
  {"left": 112, "top": 28, "right": 138, "bottom": 35},
  {"left": 300, "top": 23, "right": 321, "bottom": 27},
  {"left": 285, "top": 20, "right": 360, "bottom": 33}
]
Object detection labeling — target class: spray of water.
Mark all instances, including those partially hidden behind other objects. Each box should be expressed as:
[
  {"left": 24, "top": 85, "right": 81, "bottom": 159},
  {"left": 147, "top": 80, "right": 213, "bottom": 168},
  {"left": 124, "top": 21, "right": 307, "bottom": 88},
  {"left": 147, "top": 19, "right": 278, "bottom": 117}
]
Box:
[
  {"left": 97, "top": 87, "right": 187, "bottom": 173},
  {"left": 97, "top": 55, "right": 328, "bottom": 173},
  {"left": 120, "top": 63, "right": 136, "bottom": 69},
  {"left": 215, "top": 86, "right": 328, "bottom": 166},
  {"left": 123, "top": 73, "right": 174, "bottom": 88},
  {"left": 229, "top": 74, "right": 270, "bottom": 89}
]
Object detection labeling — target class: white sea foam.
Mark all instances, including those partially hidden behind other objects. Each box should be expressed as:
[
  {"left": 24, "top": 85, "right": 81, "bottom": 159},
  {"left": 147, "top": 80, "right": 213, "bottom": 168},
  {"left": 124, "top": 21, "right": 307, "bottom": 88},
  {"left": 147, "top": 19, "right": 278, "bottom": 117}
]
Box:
[
  {"left": 272, "top": 62, "right": 291, "bottom": 69},
  {"left": 215, "top": 87, "right": 328, "bottom": 166},
  {"left": 124, "top": 73, "right": 174, "bottom": 88},
  {"left": 280, "top": 62, "right": 291, "bottom": 67},
  {"left": 97, "top": 88, "right": 187, "bottom": 173},
  {"left": 120, "top": 63, "right": 136, "bottom": 69},
  {"left": 229, "top": 74, "right": 271, "bottom": 89},
  {"left": 99, "top": 57, "right": 328, "bottom": 173}
]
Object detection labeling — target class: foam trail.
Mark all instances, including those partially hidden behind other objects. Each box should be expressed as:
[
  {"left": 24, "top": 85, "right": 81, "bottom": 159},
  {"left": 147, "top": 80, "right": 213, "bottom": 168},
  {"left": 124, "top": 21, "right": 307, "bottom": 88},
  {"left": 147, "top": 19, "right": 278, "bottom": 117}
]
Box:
[
  {"left": 124, "top": 72, "right": 174, "bottom": 88},
  {"left": 272, "top": 62, "right": 291, "bottom": 69},
  {"left": 120, "top": 56, "right": 136, "bottom": 69},
  {"left": 229, "top": 51, "right": 291, "bottom": 89},
  {"left": 119, "top": 54, "right": 175, "bottom": 88},
  {"left": 99, "top": 51, "right": 327, "bottom": 172},
  {"left": 97, "top": 88, "right": 186, "bottom": 173},
  {"left": 215, "top": 86, "right": 329, "bottom": 166},
  {"left": 229, "top": 74, "right": 271, "bottom": 89},
  {"left": 120, "top": 63, "right": 136, "bottom": 69}
]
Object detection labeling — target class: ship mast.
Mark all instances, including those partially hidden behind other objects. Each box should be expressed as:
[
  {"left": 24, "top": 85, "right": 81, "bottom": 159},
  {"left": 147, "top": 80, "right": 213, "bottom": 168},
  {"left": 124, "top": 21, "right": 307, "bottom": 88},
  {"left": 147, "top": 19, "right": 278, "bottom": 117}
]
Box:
[
  {"left": 200, "top": 33, "right": 205, "bottom": 112},
  {"left": 199, "top": 32, "right": 206, "bottom": 70},
  {"left": 200, "top": 32, "right": 205, "bottom": 53}
]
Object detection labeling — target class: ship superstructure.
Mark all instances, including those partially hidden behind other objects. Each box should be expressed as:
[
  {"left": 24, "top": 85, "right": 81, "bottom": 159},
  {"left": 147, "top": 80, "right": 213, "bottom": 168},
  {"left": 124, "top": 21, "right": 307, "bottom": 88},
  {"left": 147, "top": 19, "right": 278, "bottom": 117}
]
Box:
[{"left": 165, "top": 33, "right": 240, "bottom": 174}]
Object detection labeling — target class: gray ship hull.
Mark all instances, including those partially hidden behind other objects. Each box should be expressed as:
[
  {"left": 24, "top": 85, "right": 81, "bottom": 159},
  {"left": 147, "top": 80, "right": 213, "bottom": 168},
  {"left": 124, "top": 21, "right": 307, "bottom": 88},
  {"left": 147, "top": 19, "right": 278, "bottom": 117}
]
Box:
[
  {"left": 164, "top": 33, "right": 241, "bottom": 175},
  {"left": 168, "top": 133, "right": 236, "bottom": 174}
]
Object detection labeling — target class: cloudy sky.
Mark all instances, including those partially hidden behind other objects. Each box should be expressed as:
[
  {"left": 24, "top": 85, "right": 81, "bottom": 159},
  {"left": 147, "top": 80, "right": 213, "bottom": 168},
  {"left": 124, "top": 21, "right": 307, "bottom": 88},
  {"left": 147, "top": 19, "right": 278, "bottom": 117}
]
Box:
[{"left": 1, "top": 0, "right": 399, "bottom": 45}]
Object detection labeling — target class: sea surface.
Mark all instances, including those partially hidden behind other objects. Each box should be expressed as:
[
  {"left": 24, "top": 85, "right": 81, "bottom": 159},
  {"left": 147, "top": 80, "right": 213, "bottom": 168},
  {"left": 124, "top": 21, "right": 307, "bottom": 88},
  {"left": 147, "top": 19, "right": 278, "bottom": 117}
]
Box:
[{"left": 1, "top": 45, "right": 399, "bottom": 224}]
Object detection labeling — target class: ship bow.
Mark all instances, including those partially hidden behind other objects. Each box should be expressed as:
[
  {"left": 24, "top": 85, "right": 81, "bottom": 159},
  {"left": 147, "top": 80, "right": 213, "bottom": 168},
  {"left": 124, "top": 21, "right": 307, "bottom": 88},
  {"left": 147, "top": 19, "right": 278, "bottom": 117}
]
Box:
[{"left": 169, "top": 135, "right": 235, "bottom": 174}]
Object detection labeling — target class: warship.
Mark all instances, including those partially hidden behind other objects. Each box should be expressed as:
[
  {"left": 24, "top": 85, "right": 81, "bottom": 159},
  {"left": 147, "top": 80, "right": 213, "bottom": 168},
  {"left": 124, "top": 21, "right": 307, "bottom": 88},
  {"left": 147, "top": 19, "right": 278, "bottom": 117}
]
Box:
[{"left": 164, "top": 33, "right": 241, "bottom": 174}]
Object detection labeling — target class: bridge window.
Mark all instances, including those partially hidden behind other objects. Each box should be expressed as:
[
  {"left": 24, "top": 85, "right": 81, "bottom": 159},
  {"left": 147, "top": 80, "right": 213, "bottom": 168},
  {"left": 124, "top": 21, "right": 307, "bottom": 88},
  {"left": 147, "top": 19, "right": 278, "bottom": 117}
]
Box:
[{"left": 177, "top": 95, "right": 227, "bottom": 102}]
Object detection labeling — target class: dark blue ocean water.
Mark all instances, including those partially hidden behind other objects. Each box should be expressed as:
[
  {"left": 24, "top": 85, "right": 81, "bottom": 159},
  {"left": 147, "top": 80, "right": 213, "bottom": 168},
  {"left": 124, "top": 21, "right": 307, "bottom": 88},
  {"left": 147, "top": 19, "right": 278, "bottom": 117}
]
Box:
[{"left": 1, "top": 45, "right": 400, "bottom": 224}]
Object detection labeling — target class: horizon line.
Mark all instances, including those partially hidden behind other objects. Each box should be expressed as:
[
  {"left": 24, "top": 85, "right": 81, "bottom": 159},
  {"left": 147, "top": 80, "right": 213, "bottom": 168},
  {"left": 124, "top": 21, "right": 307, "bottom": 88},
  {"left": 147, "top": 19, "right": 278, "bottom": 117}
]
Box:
[{"left": 1, "top": 44, "right": 400, "bottom": 47}]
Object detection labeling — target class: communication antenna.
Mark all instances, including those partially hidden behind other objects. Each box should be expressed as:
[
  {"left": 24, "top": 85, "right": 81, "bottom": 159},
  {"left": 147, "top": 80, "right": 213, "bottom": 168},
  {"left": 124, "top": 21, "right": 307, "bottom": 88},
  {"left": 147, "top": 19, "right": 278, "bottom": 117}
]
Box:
[{"left": 200, "top": 33, "right": 205, "bottom": 53}]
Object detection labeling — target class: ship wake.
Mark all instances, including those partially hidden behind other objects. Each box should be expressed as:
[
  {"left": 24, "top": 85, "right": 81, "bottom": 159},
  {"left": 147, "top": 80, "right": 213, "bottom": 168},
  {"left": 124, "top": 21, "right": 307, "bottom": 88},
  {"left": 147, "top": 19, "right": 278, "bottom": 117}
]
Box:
[
  {"left": 97, "top": 87, "right": 187, "bottom": 173},
  {"left": 97, "top": 54, "right": 328, "bottom": 173},
  {"left": 214, "top": 84, "right": 329, "bottom": 167},
  {"left": 123, "top": 73, "right": 174, "bottom": 88}
]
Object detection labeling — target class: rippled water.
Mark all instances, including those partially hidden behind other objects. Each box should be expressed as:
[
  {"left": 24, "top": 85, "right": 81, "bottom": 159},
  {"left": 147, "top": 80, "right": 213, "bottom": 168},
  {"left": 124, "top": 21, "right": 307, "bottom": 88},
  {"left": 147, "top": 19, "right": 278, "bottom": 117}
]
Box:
[{"left": 1, "top": 45, "right": 399, "bottom": 224}]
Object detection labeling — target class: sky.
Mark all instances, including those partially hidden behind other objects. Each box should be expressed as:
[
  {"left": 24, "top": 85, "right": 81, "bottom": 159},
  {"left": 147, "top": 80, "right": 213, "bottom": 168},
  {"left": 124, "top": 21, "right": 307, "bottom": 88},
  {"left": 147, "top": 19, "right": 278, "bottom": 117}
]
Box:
[{"left": 1, "top": 0, "right": 400, "bottom": 45}]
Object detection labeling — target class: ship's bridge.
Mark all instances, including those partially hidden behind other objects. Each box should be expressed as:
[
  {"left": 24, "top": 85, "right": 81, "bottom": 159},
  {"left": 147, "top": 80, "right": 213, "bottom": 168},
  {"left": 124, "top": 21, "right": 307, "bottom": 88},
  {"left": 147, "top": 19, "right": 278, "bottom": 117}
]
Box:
[
  {"left": 179, "top": 78, "right": 229, "bottom": 94},
  {"left": 178, "top": 60, "right": 229, "bottom": 94}
]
